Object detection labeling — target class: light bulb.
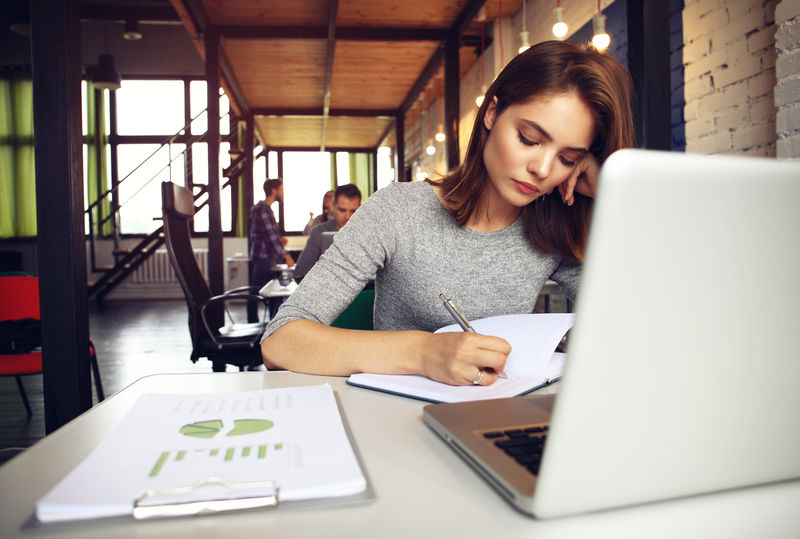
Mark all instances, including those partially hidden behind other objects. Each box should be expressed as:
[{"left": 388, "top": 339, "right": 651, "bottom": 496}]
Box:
[
  {"left": 518, "top": 30, "right": 530, "bottom": 54},
  {"left": 426, "top": 139, "right": 436, "bottom": 155},
  {"left": 435, "top": 125, "right": 446, "bottom": 142},
  {"left": 475, "top": 85, "right": 487, "bottom": 108},
  {"left": 552, "top": 6, "right": 568, "bottom": 39},
  {"left": 592, "top": 13, "right": 610, "bottom": 51},
  {"left": 416, "top": 170, "right": 427, "bottom": 181}
]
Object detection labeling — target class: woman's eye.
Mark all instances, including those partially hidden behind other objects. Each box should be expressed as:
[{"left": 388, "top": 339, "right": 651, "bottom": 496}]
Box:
[
  {"left": 518, "top": 132, "right": 537, "bottom": 146},
  {"left": 559, "top": 156, "right": 577, "bottom": 167}
]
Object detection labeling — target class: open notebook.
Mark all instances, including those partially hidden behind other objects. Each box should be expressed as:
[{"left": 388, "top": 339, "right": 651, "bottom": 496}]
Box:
[
  {"left": 424, "top": 149, "right": 800, "bottom": 518},
  {"left": 347, "top": 313, "right": 574, "bottom": 403}
]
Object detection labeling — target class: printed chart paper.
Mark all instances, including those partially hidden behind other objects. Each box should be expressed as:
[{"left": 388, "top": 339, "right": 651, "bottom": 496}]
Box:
[{"left": 36, "top": 384, "right": 366, "bottom": 523}]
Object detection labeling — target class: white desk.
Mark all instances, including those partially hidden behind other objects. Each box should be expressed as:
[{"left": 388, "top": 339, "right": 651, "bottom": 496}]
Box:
[{"left": 1, "top": 372, "right": 798, "bottom": 538}]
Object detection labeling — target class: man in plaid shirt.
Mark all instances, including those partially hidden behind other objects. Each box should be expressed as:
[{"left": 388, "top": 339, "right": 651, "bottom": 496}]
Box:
[{"left": 249, "top": 179, "right": 294, "bottom": 321}]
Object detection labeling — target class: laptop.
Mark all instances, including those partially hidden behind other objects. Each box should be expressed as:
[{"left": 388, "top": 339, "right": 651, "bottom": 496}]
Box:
[{"left": 423, "top": 149, "right": 800, "bottom": 518}]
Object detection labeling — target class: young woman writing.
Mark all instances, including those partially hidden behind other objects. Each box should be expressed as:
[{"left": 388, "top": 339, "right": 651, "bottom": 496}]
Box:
[{"left": 261, "top": 40, "right": 634, "bottom": 386}]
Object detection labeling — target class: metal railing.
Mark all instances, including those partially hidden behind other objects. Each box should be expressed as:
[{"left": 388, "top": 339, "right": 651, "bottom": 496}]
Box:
[
  {"left": 84, "top": 107, "right": 217, "bottom": 272},
  {"left": 84, "top": 106, "right": 242, "bottom": 298}
]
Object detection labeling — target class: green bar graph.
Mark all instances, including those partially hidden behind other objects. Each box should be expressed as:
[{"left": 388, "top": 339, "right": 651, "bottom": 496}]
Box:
[
  {"left": 149, "top": 451, "right": 170, "bottom": 477},
  {"left": 148, "top": 441, "right": 285, "bottom": 478}
]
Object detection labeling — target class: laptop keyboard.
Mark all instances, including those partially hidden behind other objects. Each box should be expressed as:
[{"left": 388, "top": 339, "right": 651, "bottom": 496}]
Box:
[{"left": 482, "top": 425, "right": 548, "bottom": 476}]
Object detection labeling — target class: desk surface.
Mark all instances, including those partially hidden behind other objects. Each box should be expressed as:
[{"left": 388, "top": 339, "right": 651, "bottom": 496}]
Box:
[{"left": 1, "top": 372, "right": 798, "bottom": 538}]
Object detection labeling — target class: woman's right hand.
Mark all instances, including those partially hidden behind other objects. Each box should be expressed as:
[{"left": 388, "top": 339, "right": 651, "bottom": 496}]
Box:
[{"left": 418, "top": 331, "right": 511, "bottom": 386}]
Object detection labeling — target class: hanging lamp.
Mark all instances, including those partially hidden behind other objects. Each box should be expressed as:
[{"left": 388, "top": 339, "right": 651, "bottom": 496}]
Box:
[
  {"left": 592, "top": 0, "right": 611, "bottom": 51},
  {"left": 476, "top": 19, "right": 487, "bottom": 107},
  {"left": 552, "top": 1, "right": 568, "bottom": 39},
  {"left": 93, "top": 22, "right": 121, "bottom": 90},
  {"left": 519, "top": 0, "right": 530, "bottom": 53},
  {"left": 435, "top": 82, "right": 446, "bottom": 142}
]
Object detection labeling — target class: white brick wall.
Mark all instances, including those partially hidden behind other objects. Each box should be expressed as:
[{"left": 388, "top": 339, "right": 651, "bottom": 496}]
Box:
[
  {"left": 683, "top": 0, "right": 779, "bottom": 156},
  {"left": 775, "top": 0, "right": 800, "bottom": 158}
]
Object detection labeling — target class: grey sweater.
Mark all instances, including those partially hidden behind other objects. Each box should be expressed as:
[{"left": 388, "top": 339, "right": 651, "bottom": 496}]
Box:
[{"left": 263, "top": 181, "right": 580, "bottom": 338}]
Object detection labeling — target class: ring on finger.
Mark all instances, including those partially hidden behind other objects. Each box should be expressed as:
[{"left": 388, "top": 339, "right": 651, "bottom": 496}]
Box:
[{"left": 472, "top": 369, "right": 484, "bottom": 385}]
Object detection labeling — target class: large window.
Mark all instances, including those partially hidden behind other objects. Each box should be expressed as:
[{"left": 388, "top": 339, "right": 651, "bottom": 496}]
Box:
[
  {"left": 116, "top": 81, "right": 185, "bottom": 136},
  {"left": 281, "top": 152, "right": 334, "bottom": 232},
  {"left": 86, "top": 77, "right": 233, "bottom": 236}
]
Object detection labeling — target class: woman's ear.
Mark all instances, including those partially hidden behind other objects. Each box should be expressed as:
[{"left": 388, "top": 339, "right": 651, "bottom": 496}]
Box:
[{"left": 483, "top": 96, "right": 499, "bottom": 131}]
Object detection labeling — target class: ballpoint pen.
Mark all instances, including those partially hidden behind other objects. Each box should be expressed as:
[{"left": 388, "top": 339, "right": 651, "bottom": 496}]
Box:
[{"left": 439, "top": 293, "right": 508, "bottom": 379}]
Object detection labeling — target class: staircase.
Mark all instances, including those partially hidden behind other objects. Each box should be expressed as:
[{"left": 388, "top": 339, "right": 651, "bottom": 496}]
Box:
[{"left": 85, "top": 104, "right": 243, "bottom": 300}]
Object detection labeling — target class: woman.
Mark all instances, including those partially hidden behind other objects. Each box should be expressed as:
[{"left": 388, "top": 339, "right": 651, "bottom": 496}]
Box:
[{"left": 262, "top": 41, "right": 634, "bottom": 385}]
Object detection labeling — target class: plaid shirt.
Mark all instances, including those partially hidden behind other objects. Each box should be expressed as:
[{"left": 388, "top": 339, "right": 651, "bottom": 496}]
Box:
[{"left": 249, "top": 201, "right": 286, "bottom": 263}]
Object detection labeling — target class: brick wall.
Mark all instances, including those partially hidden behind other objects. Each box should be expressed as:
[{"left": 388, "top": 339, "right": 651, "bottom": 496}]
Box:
[
  {"left": 776, "top": 0, "right": 800, "bottom": 158},
  {"left": 683, "top": 0, "right": 778, "bottom": 156}
]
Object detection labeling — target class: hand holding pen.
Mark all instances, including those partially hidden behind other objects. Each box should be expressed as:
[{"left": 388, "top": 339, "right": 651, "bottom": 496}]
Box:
[{"left": 439, "top": 294, "right": 508, "bottom": 382}]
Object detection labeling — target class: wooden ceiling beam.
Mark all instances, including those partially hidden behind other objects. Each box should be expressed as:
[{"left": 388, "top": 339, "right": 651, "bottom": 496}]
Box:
[
  {"left": 211, "top": 25, "right": 446, "bottom": 42},
  {"left": 400, "top": 45, "right": 444, "bottom": 115},
  {"left": 320, "top": 0, "right": 339, "bottom": 151},
  {"left": 175, "top": 0, "right": 248, "bottom": 117},
  {"left": 253, "top": 108, "right": 397, "bottom": 118},
  {"left": 78, "top": 5, "right": 181, "bottom": 23}
]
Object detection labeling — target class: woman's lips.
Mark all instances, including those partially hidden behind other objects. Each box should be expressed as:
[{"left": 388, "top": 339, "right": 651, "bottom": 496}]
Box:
[{"left": 513, "top": 180, "right": 540, "bottom": 195}]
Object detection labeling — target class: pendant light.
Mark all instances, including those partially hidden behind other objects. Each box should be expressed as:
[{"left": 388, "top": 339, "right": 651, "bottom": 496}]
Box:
[
  {"left": 476, "top": 19, "right": 486, "bottom": 107},
  {"left": 519, "top": 0, "right": 530, "bottom": 53},
  {"left": 93, "top": 22, "right": 121, "bottom": 91},
  {"left": 552, "top": 1, "right": 568, "bottom": 39},
  {"left": 435, "top": 82, "right": 446, "bottom": 142},
  {"left": 592, "top": 0, "right": 611, "bottom": 52}
]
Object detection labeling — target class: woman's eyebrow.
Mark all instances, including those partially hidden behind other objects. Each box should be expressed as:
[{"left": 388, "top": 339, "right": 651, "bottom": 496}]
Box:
[{"left": 520, "top": 119, "right": 589, "bottom": 154}]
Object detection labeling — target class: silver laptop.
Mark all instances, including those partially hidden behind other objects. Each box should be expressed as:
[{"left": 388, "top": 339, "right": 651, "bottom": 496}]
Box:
[{"left": 423, "top": 149, "right": 800, "bottom": 518}]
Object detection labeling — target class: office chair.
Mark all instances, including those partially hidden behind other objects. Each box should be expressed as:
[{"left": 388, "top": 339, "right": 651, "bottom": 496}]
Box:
[
  {"left": 0, "top": 276, "right": 104, "bottom": 416},
  {"left": 161, "top": 181, "right": 269, "bottom": 372},
  {"left": 331, "top": 288, "right": 375, "bottom": 330}
]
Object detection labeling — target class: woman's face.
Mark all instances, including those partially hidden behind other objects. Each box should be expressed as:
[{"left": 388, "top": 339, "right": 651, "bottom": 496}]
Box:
[{"left": 482, "top": 92, "right": 594, "bottom": 210}]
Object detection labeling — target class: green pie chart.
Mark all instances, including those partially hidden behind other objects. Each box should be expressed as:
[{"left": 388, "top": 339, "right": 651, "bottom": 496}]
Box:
[
  {"left": 179, "top": 419, "right": 274, "bottom": 439},
  {"left": 179, "top": 419, "right": 223, "bottom": 438}
]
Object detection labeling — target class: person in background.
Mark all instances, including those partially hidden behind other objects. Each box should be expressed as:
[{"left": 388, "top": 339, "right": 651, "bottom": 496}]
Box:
[
  {"left": 303, "top": 190, "right": 335, "bottom": 234},
  {"left": 248, "top": 178, "right": 295, "bottom": 322},
  {"left": 294, "top": 184, "right": 362, "bottom": 279},
  {"left": 261, "top": 41, "right": 634, "bottom": 385}
]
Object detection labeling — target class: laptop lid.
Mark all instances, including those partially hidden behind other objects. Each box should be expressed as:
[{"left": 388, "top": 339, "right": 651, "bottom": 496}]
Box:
[{"left": 424, "top": 149, "right": 800, "bottom": 518}]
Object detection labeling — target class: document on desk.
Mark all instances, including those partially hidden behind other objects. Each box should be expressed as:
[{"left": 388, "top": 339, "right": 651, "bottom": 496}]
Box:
[
  {"left": 35, "top": 384, "right": 367, "bottom": 523},
  {"left": 347, "top": 313, "right": 575, "bottom": 403}
]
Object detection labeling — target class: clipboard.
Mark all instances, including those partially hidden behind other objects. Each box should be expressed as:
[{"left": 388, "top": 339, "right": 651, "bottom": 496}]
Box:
[
  {"left": 132, "top": 477, "right": 279, "bottom": 519},
  {"left": 130, "top": 391, "right": 375, "bottom": 520},
  {"left": 31, "top": 385, "right": 375, "bottom": 528}
]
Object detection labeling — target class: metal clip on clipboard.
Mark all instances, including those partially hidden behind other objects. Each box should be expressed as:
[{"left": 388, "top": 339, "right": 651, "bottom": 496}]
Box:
[{"left": 132, "top": 477, "right": 279, "bottom": 520}]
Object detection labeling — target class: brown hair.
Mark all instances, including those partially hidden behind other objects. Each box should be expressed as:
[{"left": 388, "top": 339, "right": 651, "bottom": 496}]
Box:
[
  {"left": 263, "top": 178, "right": 283, "bottom": 197},
  {"left": 433, "top": 40, "right": 634, "bottom": 262}
]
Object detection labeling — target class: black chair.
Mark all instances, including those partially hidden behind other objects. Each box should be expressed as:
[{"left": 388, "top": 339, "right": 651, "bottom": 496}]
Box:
[{"left": 161, "top": 181, "right": 269, "bottom": 372}]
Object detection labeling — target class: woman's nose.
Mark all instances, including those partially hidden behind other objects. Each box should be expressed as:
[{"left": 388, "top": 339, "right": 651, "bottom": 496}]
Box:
[{"left": 529, "top": 150, "right": 555, "bottom": 180}]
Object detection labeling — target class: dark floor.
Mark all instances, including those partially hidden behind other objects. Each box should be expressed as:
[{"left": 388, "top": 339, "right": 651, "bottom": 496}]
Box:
[{"left": 0, "top": 299, "right": 258, "bottom": 465}]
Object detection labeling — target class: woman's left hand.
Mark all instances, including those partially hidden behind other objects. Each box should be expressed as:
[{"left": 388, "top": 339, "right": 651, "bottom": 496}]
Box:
[{"left": 558, "top": 153, "right": 600, "bottom": 206}]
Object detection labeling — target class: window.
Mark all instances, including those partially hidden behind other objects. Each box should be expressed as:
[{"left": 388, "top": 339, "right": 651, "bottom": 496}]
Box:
[
  {"left": 95, "top": 78, "right": 233, "bottom": 235},
  {"left": 116, "top": 81, "right": 185, "bottom": 136},
  {"left": 117, "top": 144, "right": 185, "bottom": 234},
  {"left": 190, "top": 142, "right": 232, "bottom": 233},
  {"left": 281, "top": 152, "right": 334, "bottom": 232}
]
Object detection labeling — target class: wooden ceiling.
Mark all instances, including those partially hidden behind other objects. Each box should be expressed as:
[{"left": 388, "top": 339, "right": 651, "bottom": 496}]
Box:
[{"left": 170, "top": 0, "right": 521, "bottom": 152}]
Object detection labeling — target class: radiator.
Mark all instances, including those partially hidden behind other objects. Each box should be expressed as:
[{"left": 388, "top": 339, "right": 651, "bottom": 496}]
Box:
[{"left": 132, "top": 248, "right": 208, "bottom": 283}]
